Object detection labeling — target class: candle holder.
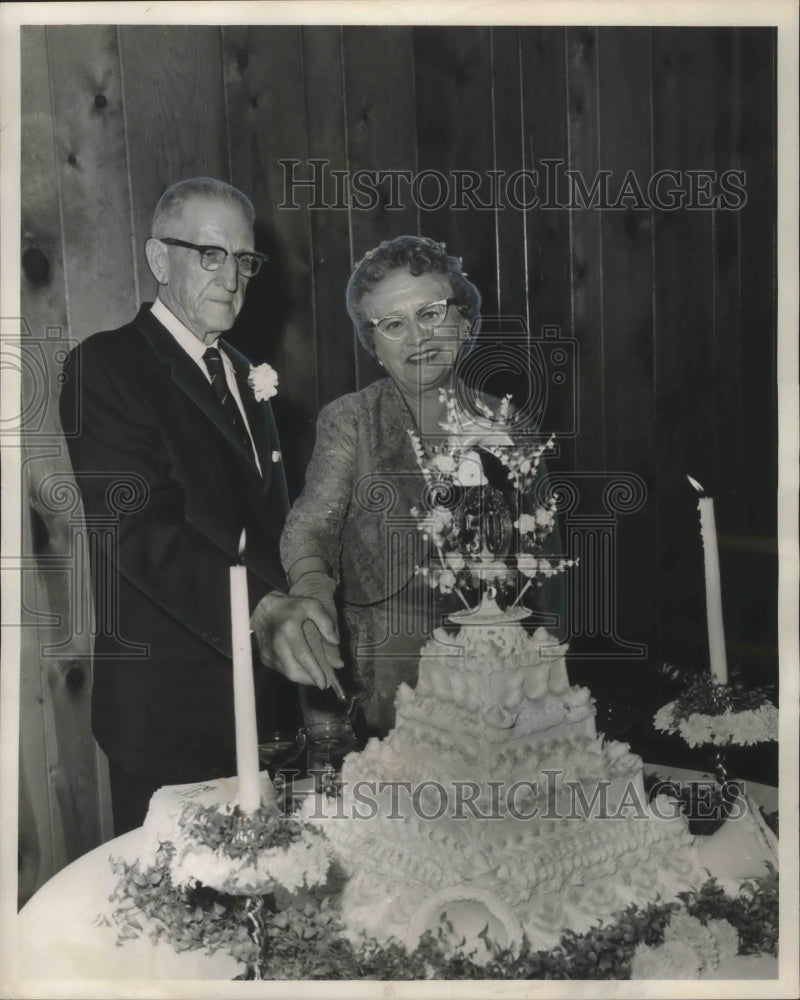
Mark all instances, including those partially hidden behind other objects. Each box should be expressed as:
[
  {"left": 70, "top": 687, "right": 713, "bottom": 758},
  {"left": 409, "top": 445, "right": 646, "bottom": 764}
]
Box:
[
  {"left": 244, "top": 895, "right": 267, "bottom": 980},
  {"left": 652, "top": 666, "right": 777, "bottom": 838},
  {"left": 234, "top": 892, "right": 277, "bottom": 980},
  {"left": 712, "top": 747, "right": 729, "bottom": 786},
  {"left": 230, "top": 801, "right": 280, "bottom": 845}
]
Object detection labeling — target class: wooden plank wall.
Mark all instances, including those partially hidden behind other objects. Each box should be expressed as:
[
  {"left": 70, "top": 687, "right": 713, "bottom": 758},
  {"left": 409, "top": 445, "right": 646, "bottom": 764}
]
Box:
[
  {"left": 19, "top": 24, "right": 777, "bottom": 897},
  {"left": 19, "top": 26, "right": 113, "bottom": 908}
]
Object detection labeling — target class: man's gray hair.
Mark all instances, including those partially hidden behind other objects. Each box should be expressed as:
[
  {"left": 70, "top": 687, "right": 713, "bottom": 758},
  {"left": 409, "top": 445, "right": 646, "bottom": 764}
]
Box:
[{"left": 151, "top": 177, "right": 255, "bottom": 236}]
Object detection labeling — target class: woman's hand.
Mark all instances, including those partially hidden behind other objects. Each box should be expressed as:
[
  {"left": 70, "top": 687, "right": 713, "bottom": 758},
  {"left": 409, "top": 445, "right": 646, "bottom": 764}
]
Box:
[
  {"left": 288, "top": 571, "right": 346, "bottom": 699},
  {"left": 288, "top": 569, "right": 339, "bottom": 631},
  {"left": 250, "top": 590, "right": 343, "bottom": 690}
]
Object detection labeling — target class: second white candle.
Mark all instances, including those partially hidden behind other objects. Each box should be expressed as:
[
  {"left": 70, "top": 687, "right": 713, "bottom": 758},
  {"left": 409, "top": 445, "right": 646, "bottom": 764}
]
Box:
[
  {"left": 696, "top": 492, "right": 728, "bottom": 686},
  {"left": 230, "top": 560, "right": 262, "bottom": 813}
]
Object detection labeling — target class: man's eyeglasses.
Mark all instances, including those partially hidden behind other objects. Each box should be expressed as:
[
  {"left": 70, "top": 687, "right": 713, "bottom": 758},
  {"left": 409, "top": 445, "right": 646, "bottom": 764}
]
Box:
[
  {"left": 369, "top": 298, "right": 459, "bottom": 341},
  {"left": 158, "top": 237, "right": 268, "bottom": 278}
]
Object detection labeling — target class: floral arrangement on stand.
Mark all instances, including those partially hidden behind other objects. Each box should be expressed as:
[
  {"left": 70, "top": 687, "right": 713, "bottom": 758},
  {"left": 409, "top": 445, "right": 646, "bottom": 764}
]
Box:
[
  {"left": 653, "top": 669, "right": 778, "bottom": 751},
  {"left": 167, "top": 801, "right": 331, "bottom": 895},
  {"left": 655, "top": 475, "right": 779, "bottom": 788},
  {"left": 102, "top": 802, "right": 333, "bottom": 979},
  {"left": 650, "top": 664, "right": 778, "bottom": 836},
  {"left": 407, "top": 388, "right": 574, "bottom": 608}
]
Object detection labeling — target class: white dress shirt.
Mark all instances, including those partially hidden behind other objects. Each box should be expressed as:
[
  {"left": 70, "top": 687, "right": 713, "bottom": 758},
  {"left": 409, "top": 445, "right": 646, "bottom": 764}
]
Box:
[{"left": 150, "top": 298, "right": 262, "bottom": 473}]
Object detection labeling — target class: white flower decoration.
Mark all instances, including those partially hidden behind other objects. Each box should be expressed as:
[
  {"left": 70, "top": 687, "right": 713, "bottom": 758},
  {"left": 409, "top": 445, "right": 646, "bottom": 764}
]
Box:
[
  {"left": 631, "top": 912, "right": 739, "bottom": 979},
  {"left": 445, "top": 552, "right": 465, "bottom": 571},
  {"left": 431, "top": 506, "right": 453, "bottom": 527},
  {"left": 653, "top": 700, "right": 778, "bottom": 747},
  {"left": 248, "top": 362, "right": 279, "bottom": 401},
  {"left": 631, "top": 939, "right": 702, "bottom": 979},
  {"left": 455, "top": 451, "right": 486, "bottom": 486},
  {"left": 535, "top": 506, "right": 556, "bottom": 528},
  {"left": 431, "top": 453, "right": 457, "bottom": 473}
]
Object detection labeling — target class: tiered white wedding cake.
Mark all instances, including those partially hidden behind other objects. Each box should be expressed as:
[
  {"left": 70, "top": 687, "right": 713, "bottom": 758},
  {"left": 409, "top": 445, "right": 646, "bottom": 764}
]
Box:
[{"left": 307, "top": 601, "right": 702, "bottom": 958}]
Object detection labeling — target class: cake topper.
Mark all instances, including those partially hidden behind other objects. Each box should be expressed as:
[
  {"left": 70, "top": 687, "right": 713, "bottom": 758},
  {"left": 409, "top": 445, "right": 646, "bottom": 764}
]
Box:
[{"left": 408, "top": 387, "right": 575, "bottom": 616}]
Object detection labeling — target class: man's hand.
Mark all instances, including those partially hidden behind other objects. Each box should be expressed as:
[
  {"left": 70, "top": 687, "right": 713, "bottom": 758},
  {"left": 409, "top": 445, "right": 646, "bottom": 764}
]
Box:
[{"left": 250, "top": 590, "right": 343, "bottom": 690}]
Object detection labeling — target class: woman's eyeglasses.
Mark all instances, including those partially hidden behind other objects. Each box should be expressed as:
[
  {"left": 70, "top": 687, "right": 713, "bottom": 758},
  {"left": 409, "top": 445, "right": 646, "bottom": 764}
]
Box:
[
  {"left": 369, "top": 298, "right": 458, "bottom": 340},
  {"left": 158, "top": 237, "right": 268, "bottom": 277}
]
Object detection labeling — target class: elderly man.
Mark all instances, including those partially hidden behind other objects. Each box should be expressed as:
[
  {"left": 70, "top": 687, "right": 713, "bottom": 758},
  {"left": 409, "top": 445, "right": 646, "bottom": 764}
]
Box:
[{"left": 60, "top": 177, "right": 339, "bottom": 833}]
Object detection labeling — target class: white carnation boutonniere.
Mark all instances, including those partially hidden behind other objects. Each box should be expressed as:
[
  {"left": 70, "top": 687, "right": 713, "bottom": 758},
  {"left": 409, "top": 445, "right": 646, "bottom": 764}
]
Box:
[{"left": 248, "top": 362, "right": 279, "bottom": 401}]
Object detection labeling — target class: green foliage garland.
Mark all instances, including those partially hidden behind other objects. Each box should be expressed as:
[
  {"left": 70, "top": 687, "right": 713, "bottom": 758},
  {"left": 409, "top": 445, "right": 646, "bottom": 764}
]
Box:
[
  {"left": 678, "top": 863, "right": 779, "bottom": 958},
  {"left": 102, "top": 848, "right": 778, "bottom": 980}
]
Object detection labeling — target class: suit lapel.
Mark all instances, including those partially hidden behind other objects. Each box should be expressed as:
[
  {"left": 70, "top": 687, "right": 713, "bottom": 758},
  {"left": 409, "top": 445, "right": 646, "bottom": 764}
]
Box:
[
  {"left": 137, "top": 308, "right": 264, "bottom": 482},
  {"left": 224, "top": 341, "right": 272, "bottom": 494}
]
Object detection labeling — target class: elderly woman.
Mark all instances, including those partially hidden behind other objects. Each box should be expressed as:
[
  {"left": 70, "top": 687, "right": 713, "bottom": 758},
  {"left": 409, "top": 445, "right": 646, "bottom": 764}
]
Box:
[{"left": 281, "top": 236, "right": 558, "bottom": 739}]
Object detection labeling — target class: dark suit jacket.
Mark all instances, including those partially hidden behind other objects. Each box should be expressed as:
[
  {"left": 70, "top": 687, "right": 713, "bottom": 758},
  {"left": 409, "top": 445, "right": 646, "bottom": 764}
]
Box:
[{"left": 60, "top": 304, "right": 291, "bottom": 782}]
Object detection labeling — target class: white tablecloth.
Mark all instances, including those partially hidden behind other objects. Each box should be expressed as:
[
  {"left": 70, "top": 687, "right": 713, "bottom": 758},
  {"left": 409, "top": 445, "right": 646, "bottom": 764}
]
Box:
[{"left": 16, "top": 828, "right": 242, "bottom": 981}]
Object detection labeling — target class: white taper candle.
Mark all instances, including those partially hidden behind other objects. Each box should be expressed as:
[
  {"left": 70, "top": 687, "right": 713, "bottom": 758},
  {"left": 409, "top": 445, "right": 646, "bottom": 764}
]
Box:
[
  {"left": 230, "top": 531, "right": 261, "bottom": 813},
  {"left": 688, "top": 477, "right": 728, "bottom": 685}
]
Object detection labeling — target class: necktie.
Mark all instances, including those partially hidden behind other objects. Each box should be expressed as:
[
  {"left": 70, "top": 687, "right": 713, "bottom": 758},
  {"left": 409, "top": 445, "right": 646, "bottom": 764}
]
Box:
[{"left": 202, "top": 347, "right": 252, "bottom": 453}]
